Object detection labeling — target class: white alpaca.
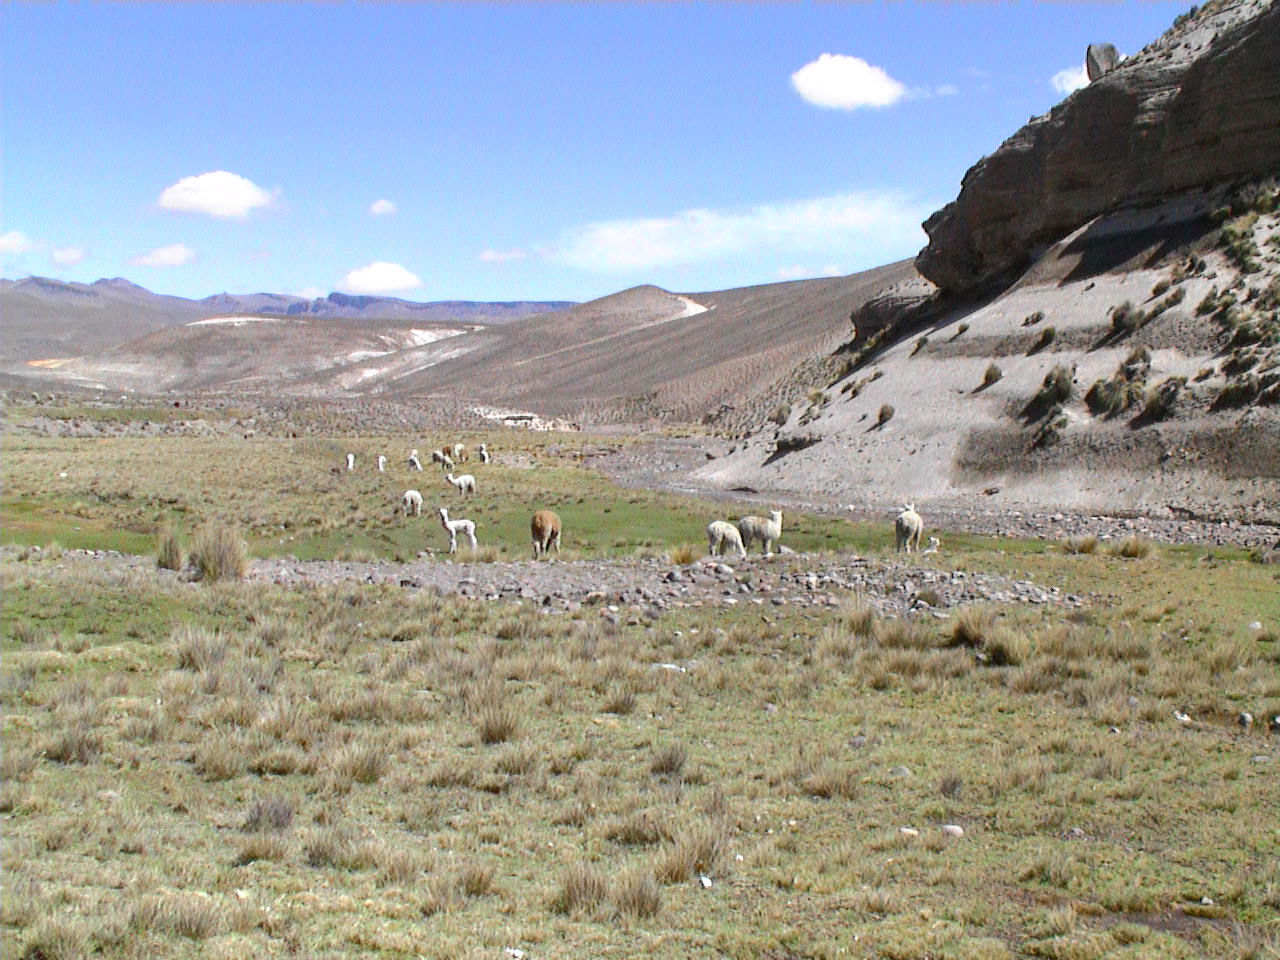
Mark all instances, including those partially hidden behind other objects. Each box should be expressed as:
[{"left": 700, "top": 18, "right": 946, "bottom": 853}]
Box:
[
  {"left": 531, "top": 510, "right": 561, "bottom": 559},
  {"left": 408, "top": 449, "right": 424, "bottom": 471},
  {"left": 377, "top": 455, "right": 387, "bottom": 473},
  {"left": 432, "top": 450, "right": 455, "bottom": 472},
  {"left": 401, "top": 489, "right": 423, "bottom": 516},
  {"left": 449, "top": 442, "right": 468, "bottom": 463},
  {"left": 921, "top": 536, "right": 941, "bottom": 555},
  {"left": 445, "top": 472, "right": 476, "bottom": 496},
  {"left": 346, "top": 452, "right": 355, "bottom": 471},
  {"left": 737, "top": 510, "right": 783, "bottom": 556},
  {"left": 895, "top": 505, "right": 924, "bottom": 553},
  {"left": 706, "top": 519, "right": 747, "bottom": 558},
  {"left": 438, "top": 507, "right": 477, "bottom": 553},
  {"left": 478, "top": 443, "right": 491, "bottom": 464}
]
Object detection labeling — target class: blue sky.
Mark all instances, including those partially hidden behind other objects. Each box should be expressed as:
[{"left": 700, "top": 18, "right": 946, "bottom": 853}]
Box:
[{"left": 2, "top": 2, "right": 1190, "bottom": 304}]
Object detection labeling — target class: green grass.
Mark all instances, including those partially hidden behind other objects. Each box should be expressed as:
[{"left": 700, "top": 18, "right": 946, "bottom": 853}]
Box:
[{"left": 1, "top": 420, "right": 1277, "bottom": 959}]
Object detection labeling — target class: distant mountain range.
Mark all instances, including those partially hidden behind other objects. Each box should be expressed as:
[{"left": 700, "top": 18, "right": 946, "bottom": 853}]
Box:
[{"left": 0, "top": 276, "right": 575, "bottom": 364}]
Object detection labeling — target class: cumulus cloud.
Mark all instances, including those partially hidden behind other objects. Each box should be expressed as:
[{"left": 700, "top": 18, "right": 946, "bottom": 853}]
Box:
[
  {"left": 131, "top": 243, "right": 196, "bottom": 267},
  {"left": 479, "top": 248, "right": 527, "bottom": 263},
  {"left": 1, "top": 230, "right": 35, "bottom": 255},
  {"left": 158, "top": 171, "right": 273, "bottom": 219},
  {"left": 369, "top": 198, "right": 397, "bottom": 216},
  {"left": 777, "top": 263, "right": 846, "bottom": 281},
  {"left": 339, "top": 262, "right": 423, "bottom": 295},
  {"left": 51, "top": 246, "right": 88, "bottom": 267},
  {"left": 296, "top": 286, "right": 326, "bottom": 300},
  {"left": 1051, "top": 64, "right": 1090, "bottom": 95},
  {"left": 551, "top": 192, "right": 930, "bottom": 274},
  {"left": 935, "top": 84, "right": 959, "bottom": 97},
  {"left": 791, "top": 54, "right": 906, "bottom": 110}
]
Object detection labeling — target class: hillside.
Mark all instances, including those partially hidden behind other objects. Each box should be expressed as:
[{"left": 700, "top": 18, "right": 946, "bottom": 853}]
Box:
[{"left": 0, "top": 277, "right": 573, "bottom": 366}]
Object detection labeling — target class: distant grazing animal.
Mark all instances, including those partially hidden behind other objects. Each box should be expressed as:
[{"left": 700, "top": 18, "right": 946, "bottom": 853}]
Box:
[
  {"left": 438, "top": 507, "right": 477, "bottom": 553},
  {"left": 432, "top": 450, "right": 455, "bottom": 472},
  {"left": 921, "top": 536, "right": 941, "bottom": 555},
  {"left": 895, "top": 505, "right": 924, "bottom": 553},
  {"left": 449, "top": 442, "right": 468, "bottom": 463},
  {"left": 478, "top": 443, "right": 491, "bottom": 464},
  {"left": 377, "top": 455, "right": 387, "bottom": 473},
  {"left": 401, "top": 489, "right": 423, "bottom": 517},
  {"left": 531, "top": 510, "right": 561, "bottom": 559},
  {"left": 737, "top": 509, "right": 783, "bottom": 556},
  {"left": 706, "top": 519, "right": 747, "bottom": 558},
  {"left": 445, "top": 472, "right": 476, "bottom": 496},
  {"left": 408, "top": 449, "right": 424, "bottom": 471},
  {"left": 346, "top": 453, "right": 355, "bottom": 471}
]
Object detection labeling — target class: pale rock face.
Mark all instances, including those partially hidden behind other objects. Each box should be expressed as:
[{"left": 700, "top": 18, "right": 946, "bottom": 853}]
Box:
[{"left": 918, "top": 0, "right": 1280, "bottom": 295}]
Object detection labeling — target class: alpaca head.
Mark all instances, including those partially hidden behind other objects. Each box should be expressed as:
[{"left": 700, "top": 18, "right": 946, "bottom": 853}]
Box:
[{"left": 438, "top": 507, "right": 449, "bottom": 521}]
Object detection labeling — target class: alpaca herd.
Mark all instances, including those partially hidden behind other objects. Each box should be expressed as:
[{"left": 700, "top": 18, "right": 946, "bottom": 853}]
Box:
[{"left": 348, "top": 446, "right": 936, "bottom": 562}]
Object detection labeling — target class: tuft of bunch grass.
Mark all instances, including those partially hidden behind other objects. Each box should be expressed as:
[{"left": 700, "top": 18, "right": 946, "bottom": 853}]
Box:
[
  {"left": 613, "top": 867, "right": 662, "bottom": 919},
  {"left": 551, "top": 861, "right": 610, "bottom": 916},
  {"left": 948, "top": 606, "right": 995, "bottom": 648},
  {"left": 668, "top": 544, "right": 697, "bottom": 565},
  {"left": 190, "top": 521, "right": 249, "bottom": 582},
  {"left": 156, "top": 522, "right": 185, "bottom": 571},
  {"left": 1108, "top": 536, "right": 1154, "bottom": 559},
  {"left": 876, "top": 404, "right": 895, "bottom": 427},
  {"left": 475, "top": 701, "right": 521, "bottom": 745},
  {"left": 981, "top": 364, "right": 1003, "bottom": 388},
  {"left": 650, "top": 742, "right": 688, "bottom": 779},
  {"left": 1061, "top": 534, "right": 1100, "bottom": 555}
]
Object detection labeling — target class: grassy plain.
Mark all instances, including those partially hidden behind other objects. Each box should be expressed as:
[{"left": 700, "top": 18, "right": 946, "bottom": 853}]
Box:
[{"left": 2, "top": 410, "right": 1278, "bottom": 959}]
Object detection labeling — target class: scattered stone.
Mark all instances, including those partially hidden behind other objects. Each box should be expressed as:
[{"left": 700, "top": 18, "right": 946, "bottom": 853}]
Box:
[
  {"left": 899, "top": 827, "right": 920, "bottom": 838},
  {"left": 941, "top": 824, "right": 965, "bottom": 838},
  {"left": 1085, "top": 43, "right": 1120, "bottom": 81},
  {"left": 889, "top": 765, "right": 912, "bottom": 778},
  {"left": 699, "top": 875, "right": 713, "bottom": 889}
]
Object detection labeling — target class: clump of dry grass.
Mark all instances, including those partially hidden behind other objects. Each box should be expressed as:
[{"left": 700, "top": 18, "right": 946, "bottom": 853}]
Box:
[
  {"left": 653, "top": 819, "right": 730, "bottom": 884},
  {"left": 649, "top": 742, "right": 688, "bottom": 779},
  {"left": 1061, "top": 534, "right": 1100, "bottom": 554},
  {"left": 243, "top": 796, "right": 294, "bottom": 833},
  {"left": 612, "top": 867, "right": 662, "bottom": 919},
  {"left": 233, "top": 832, "right": 290, "bottom": 866},
  {"left": 156, "top": 522, "right": 185, "bottom": 571},
  {"left": 189, "top": 521, "right": 249, "bottom": 582},
  {"left": 874, "top": 617, "right": 932, "bottom": 650},
  {"left": 948, "top": 605, "right": 995, "bottom": 648},
  {"left": 551, "top": 861, "right": 610, "bottom": 916},
  {"left": 43, "top": 717, "right": 103, "bottom": 764},
  {"left": 475, "top": 701, "right": 521, "bottom": 745},
  {"left": 327, "top": 741, "right": 388, "bottom": 789},
  {"left": 668, "top": 543, "right": 697, "bottom": 565},
  {"left": 840, "top": 593, "right": 877, "bottom": 637},
  {"left": 132, "top": 892, "right": 223, "bottom": 940},
  {"left": 1108, "top": 536, "right": 1155, "bottom": 559},
  {"left": 304, "top": 824, "right": 377, "bottom": 870}
]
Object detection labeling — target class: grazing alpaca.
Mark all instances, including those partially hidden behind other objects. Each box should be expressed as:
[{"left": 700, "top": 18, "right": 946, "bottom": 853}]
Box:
[
  {"left": 895, "top": 505, "right": 924, "bottom": 553},
  {"left": 445, "top": 473, "right": 476, "bottom": 496},
  {"left": 377, "top": 454, "right": 387, "bottom": 473},
  {"left": 408, "top": 449, "right": 424, "bottom": 471},
  {"left": 346, "top": 452, "right": 355, "bottom": 471},
  {"left": 478, "top": 443, "right": 491, "bottom": 464},
  {"left": 438, "top": 507, "right": 477, "bottom": 553},
  {"left": 401, "top": 489, "right": 423, "bottom": 517},
  {"left": 921, "top": 536, "right": 941, "bottom": 555},
  {"left": 706, "top": 519, "right": 747, "bottom": 558},
  {"left": 737, "top": 509, "right": 783, "bottom": 556},
  {"left": 531, "top": 510, "right": 561, "bottom": 559},
  {"left": 449, "top": 442, "right": 468, "bottom": 463}
]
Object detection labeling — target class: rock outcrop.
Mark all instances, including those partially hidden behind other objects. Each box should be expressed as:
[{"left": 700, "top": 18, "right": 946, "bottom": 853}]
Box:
[{"left": 917, "top": 0, "right": 1280, "bottom": 296}]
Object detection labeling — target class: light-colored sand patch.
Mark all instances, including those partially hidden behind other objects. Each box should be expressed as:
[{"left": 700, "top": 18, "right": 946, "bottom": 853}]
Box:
[
  {"left": 26, "top": 357, "right": 76, "bottom": 368},
  {"left": 403, "top": 328, "right": 470, "bottom": 347},
  {"left": 674, "top": 296, "right": 710, "bottom": 319},
  {"left": 186, "top": 316, "right": 287, "bottom": 327}
]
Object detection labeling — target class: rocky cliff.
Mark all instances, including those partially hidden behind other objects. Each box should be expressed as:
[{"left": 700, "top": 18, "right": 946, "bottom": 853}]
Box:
[{"left": 917, "top": 0, "right": 1280, "bottom": 295}]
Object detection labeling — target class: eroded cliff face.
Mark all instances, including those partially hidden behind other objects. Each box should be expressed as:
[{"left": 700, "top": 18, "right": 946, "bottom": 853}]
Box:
[{"left": 917, "top": 0, "right": 1280, "bottom": 295}]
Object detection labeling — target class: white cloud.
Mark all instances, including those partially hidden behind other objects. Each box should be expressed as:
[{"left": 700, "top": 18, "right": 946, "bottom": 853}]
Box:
[
  {"left": 51, "top": 246, "right": 88, "bottom": 266},
  {"left": 131, "top": 243, "right": 196, "bottom": 267},
  {"left": 158, "top": 171, "right": 273, "bottom": 219},
  {"left": 821, "top": 265, "right": 843, "bottom": 277},
  {"left": 369, "top": 198, "right": 397, "bottom": 216},
  {"left": 296, "top": 286, "right": 326, "bottom": 300},
  {"left": 935, "top": 84, "right": 959, "bottom": 97},
  {"left": 1051, "top": 64, "right": 1090, "bottom": 95},
  {"left": 551, "top": 192, "right": 931, "bottom": 274},
  {"left": 791, "top": 54, "right": 906, "bottom": 110},
  {"left": 776, "top": 265, "right": 812, "bottom": 281},
  {"left": 339, "top": 261, "right": 423, "bottom": 295},
  {"left": 1, "top": 230, "right": 35, "bottom": 255},
  {"left": 479, "top": 248, "right": 527, "bottom": 263}
]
